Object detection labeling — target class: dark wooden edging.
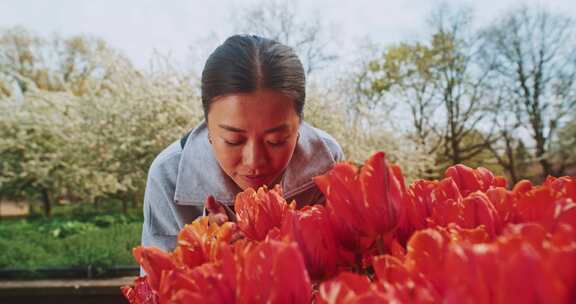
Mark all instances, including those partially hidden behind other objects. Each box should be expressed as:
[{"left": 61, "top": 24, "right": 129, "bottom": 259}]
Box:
[
  {"left": 0, "top": 266, "right": 139, "bottom": 279},
  {"left": 0, "top": 276, "right": 135, "bottom": 304}
]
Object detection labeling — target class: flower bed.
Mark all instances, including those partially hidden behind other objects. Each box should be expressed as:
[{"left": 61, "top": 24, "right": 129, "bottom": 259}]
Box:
[{"left": 122, "top": 152, "right": 576, "bottom": 303}]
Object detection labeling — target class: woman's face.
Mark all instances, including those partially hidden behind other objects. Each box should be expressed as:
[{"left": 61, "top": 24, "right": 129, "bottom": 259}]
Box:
[{"left": 207, "top": 89, "right": 301, "bottom": 190}]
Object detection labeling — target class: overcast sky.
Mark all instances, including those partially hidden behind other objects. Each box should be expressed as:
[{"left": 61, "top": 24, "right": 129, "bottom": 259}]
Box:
[{"left": 1, "top": 0, "right": 575, "bottom": 74}]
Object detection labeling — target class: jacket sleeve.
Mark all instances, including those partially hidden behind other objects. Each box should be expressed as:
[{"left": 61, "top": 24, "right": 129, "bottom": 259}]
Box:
[
  {"left": 139, "top": 169, "right": 177, "bottom": 276},
  {"left": 139, "top": 157, "right": 203, "bottom": 276},
  {"left": 315, "top": 127, "right": 345, "bottom": 162},
  {"left": 141, "top": 174, "right": 179, "bottom": 252},
  {"left": 333, "top": 143, "right": 345, "bottom": 162},
  {"left": 290, "top": 185, "right": 326, "bottom": 208}
]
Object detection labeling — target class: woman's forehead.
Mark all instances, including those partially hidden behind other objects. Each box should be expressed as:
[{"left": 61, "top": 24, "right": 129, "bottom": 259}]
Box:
[
  {"left": 211, "top": 90, "right": 294, "bottom": 105},
  {"left": 208, "top": 90, "right": 299, "bottom": 130}
]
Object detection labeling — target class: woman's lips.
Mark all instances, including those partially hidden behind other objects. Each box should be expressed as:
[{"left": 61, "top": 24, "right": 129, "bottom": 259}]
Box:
[{"left": 240, "top": 174, "right": 270, "bottom": 187}]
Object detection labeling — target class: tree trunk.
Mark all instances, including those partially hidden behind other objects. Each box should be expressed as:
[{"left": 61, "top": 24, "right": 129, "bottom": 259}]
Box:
[
  {"left": 539, "top": 158, "right": 553, "bottom": 179},
  {"left": 534, "top": 131, "right": 552, "bottom": 179},
  {"left": 40, "top": 188, "right": 52, "bottom": 217},
  {"left": 504, "top": 133, "right": 519, "bottom": 184}
]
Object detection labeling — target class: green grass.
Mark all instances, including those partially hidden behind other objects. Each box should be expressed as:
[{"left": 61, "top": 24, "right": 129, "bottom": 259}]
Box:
[{"left": 0, "top": 201, "right": 143, "bottom": 276}]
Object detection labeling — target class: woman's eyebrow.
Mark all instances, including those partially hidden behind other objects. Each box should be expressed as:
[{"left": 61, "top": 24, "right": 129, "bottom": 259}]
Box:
[
  {"left": 218, "top": 124, "right": 245, "bottom": 133},
  {"left": 218, "top": 124, "right": 290, "bottom": 133},
  {"left": 264, "top": 124, "right": 289, "bottom": 134}
]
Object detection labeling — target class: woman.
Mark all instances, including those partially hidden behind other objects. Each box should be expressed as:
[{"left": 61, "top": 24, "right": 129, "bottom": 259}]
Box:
[{"left": 141, "top": 35, "right": 344, "bottom": 253}]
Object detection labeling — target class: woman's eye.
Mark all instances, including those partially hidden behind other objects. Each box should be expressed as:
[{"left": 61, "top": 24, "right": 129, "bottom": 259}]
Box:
[
  {"left": 224, "top": 139, "right": 244, "bottom": 146},
  {"left": 267, "top": 140, "right": 287, "bottom": 147}
]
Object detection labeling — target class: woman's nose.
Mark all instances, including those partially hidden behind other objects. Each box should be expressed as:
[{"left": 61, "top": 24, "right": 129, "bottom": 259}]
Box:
[{"left": 243, "top": 140, "right": 268, "bottom": 169}]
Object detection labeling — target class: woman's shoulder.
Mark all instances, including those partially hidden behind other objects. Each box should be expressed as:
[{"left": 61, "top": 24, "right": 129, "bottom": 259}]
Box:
[
  {"left": 147, "top": 140, "right": 182, "bottom": 183},
  {"left": 301, "top": 122, "right": 345, "bottom": 162},
  {"left": 148, "top": 121, "right": 207, "bottom": 180},
  {"left": 281, "top": 122, "right": 344, "bottom": 199}
]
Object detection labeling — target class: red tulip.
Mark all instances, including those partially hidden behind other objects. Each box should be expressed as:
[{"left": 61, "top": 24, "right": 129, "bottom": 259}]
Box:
[
  {"left": 280, "top": 205, "right": 341, "bottom": 280},
  {"left": 493, "top": 175, "right": 508, "bottom": 188},
  {"left": 442, "top": 241, "right": 499, "bottom": 304},
  {"left": 121, "top": 276, "right": 158, "bottom": 304},
  {"left": 461, "top": 192, "right": 500, "bottom": 237},
  {"left": 376, "top": 280, "right": 439, "bottom": 304},
  {"left": 404, "top": 225, "right": 489, "bottom": 292},
  {"left": 133, "top": 246, "right": 177, "bottom": 293},
  {"left": 544, "top": 176, "right": 576, "bottom": 230},
  {"left": 314, "top": 162, "right": 368, "bottom": 251},
  {"left": 123, "top": 151, "right": 576, "bottom": 304},
  {"left": 485, "top": 187, "right": 517, "bottom": 225},
  {"left": 434, "top": 177, "right": 463, "bottom": 203},
  {"left": 427, "top": 178, "right": 464, "bottom": 227},
  {"left": 548, "top": 224, "right": 576, "bottom": 297},
  {"left": 314, "top": 152, "right": 407, "bottom": 252},
  {"left": 429, "top": 196, "right": 464, "bottom": 227},
  {"left": 235, "top": 185, "right": 293, "bottom": 241},
  {"left": 237, "top": 238, "right": 312, "bottom": 304},
  {"left": 404, "top": 229, "right": 447, "bottom": 284},
  {"left": 161, "top": 260, "right": 236, "bottom": 304},
  {"left": 495, "top": 239, "right": 568, "bottom": 304},
  {"left": 516, "top": 187, "right": 558, "bottom": 229},
  {"left": 445, "top": 165, "right": 496, "bottom": 196},
  {"left": 406, "top": 180, "right": 439, "bottom": 227},
  {"left": 544, "top": 176, "right": 576, "bottom": 199},
  {"left": 316, "top": 272, "right": 372, "bottom": 304},
  {"left": 359, "top": 152, "right": 406, "bottom": 237},
  {"left": 512, "top": 179, "right": 533, "bottom": 195},
  {"left": 372, "top": 255, "right": 409, "bottom": 284},
  {"left": 441, "top": 223, "right": 574, "bottom": 304},
  {"left": 554, "top": 198, "right": 576, "bottom": 231},
  {"left": 173, "top": 217, "right": 237, "bottom": 269},
  {"left": 442, "top": 223, "right": 491, "bottom": 244}
]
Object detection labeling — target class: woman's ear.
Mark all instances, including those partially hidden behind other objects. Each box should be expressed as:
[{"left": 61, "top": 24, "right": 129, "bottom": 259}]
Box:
[{"left": 208, "top": 133, "right": 213, "bottom": 144}]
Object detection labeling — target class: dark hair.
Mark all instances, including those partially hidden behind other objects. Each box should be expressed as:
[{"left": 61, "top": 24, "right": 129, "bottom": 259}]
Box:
[{"left": 201, "top": 35, "right": 305, "bottom": 120}]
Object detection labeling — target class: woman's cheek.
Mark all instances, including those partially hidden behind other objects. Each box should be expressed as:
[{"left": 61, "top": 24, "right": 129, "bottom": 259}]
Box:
[
  {"left": 214, "top": 145, "right": 241, "bottom": 172},
  {"left": 269, "top": 143, "right": 296, "bottom": 171}
]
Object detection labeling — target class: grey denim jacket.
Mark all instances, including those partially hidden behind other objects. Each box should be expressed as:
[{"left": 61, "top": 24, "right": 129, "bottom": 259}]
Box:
[{"left": 140, "top": 120, "right": 344, "bottom": 253}]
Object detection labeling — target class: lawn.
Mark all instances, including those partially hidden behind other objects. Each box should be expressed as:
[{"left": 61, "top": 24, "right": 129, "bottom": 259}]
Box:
[{"left": 0, "top": 201, "right": 143, "bottom": 278}]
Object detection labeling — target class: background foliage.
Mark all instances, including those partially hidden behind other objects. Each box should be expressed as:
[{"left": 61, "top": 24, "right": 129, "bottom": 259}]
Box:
[{"left": 2, "top": 4, "right": 575, "bottom": 216}]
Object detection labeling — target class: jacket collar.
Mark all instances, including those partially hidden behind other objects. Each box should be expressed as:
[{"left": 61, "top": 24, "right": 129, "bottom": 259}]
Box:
[{"left": 173, "top": 120, "right": 335, "bottom": 205}]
